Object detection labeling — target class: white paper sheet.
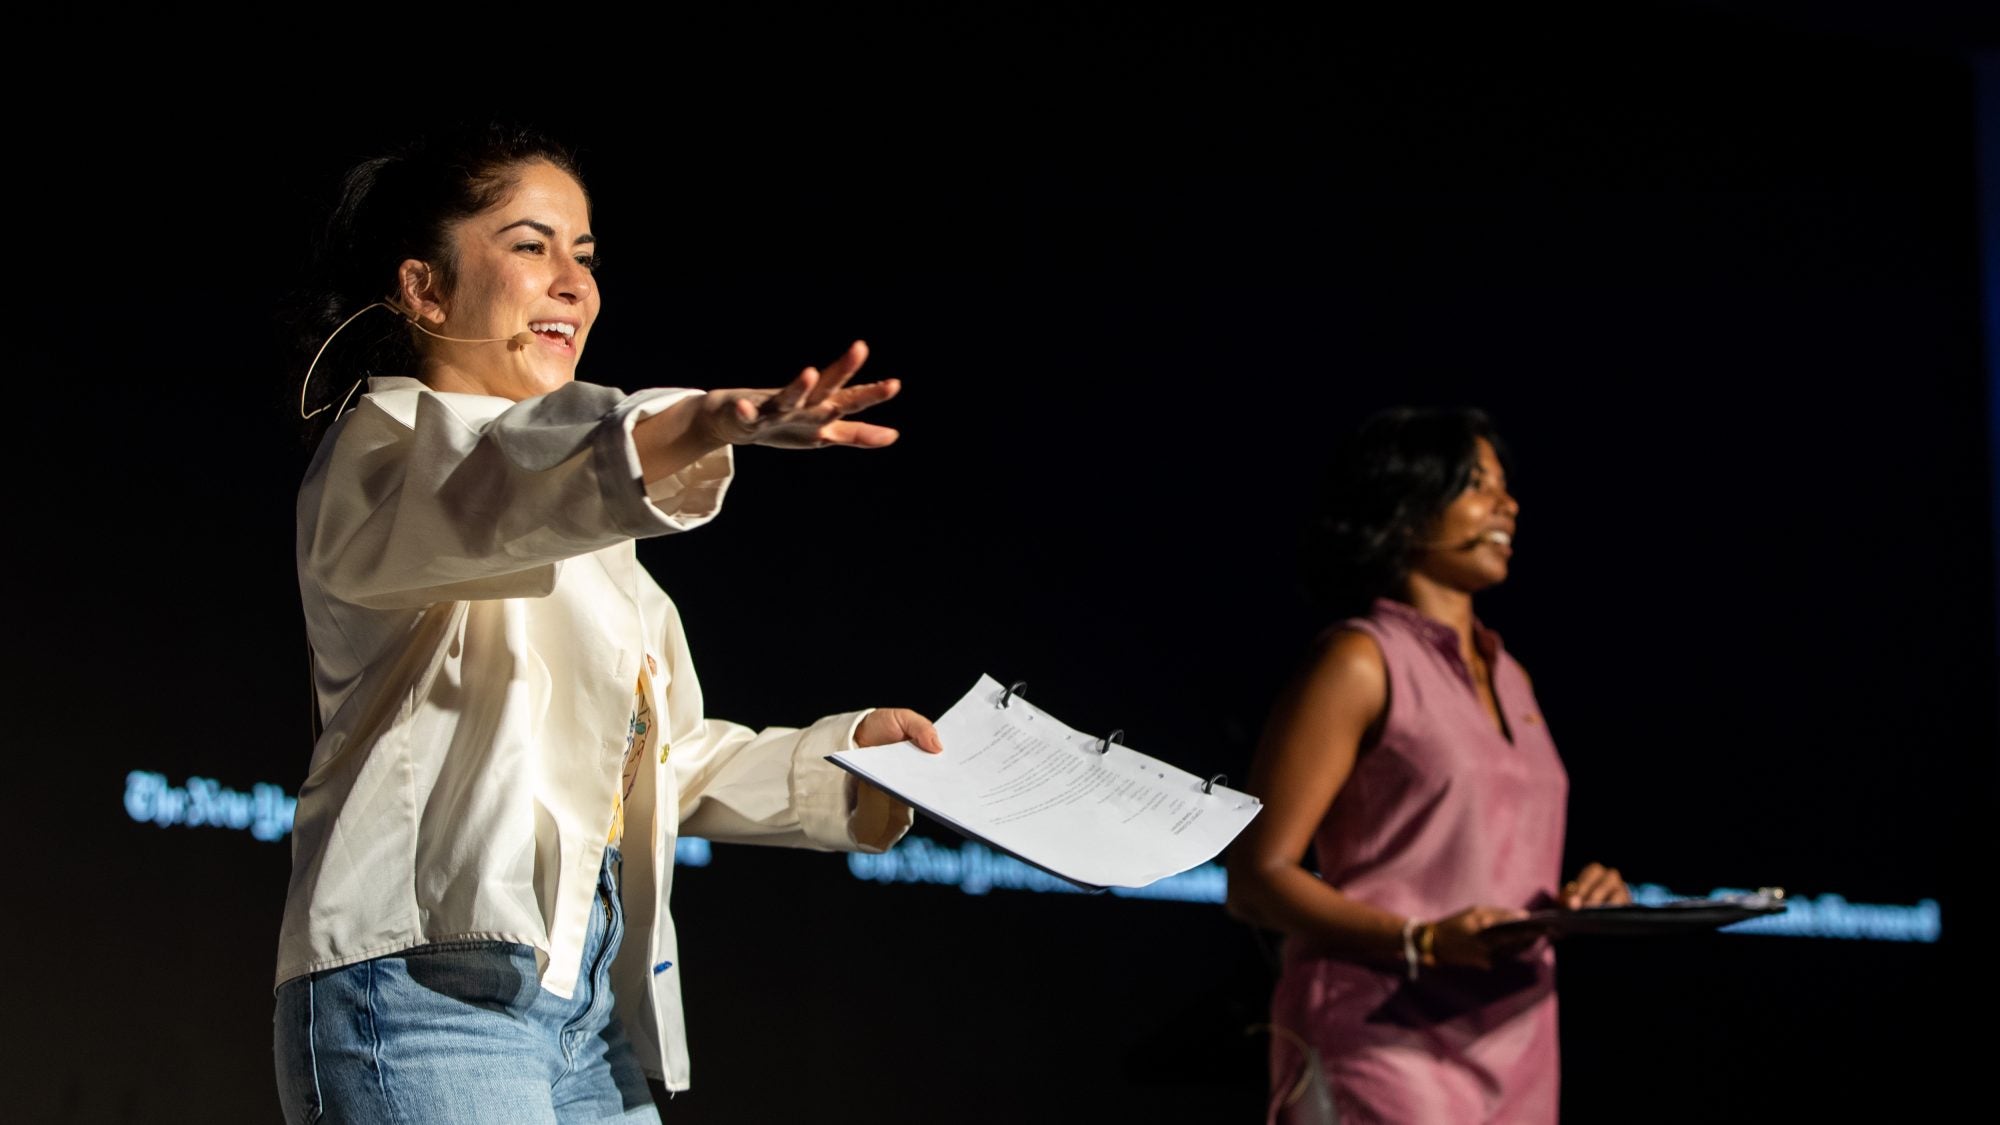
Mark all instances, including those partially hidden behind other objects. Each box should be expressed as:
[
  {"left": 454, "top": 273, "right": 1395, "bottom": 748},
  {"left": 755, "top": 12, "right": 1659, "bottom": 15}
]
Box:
[{"left": 829, "top": 674, "right": 1262, "bottom": 890}]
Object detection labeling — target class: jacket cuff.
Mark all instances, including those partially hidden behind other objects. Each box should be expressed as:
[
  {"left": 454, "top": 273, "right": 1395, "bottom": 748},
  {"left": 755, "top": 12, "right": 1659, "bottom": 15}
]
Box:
[
  {"left": 597, "top": 389, "right": 736, "bottom": 535},
  {"left": 791, "top": 709, "right": 915, "bottom": 852}
]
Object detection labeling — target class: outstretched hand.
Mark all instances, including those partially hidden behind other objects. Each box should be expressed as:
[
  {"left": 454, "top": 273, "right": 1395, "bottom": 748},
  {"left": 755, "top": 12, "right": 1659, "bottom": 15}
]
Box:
[{"left": 702, "top": 340, "right": 901, "bottom": 450}]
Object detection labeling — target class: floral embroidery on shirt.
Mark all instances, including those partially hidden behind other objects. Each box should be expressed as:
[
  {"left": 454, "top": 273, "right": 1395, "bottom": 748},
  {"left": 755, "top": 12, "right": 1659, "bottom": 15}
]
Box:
[{"left": 609, "top": 672, "right": 653, "bottom": 844}]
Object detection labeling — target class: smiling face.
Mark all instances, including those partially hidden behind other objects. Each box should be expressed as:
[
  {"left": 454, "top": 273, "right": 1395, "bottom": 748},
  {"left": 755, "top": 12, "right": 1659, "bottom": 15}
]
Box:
[
  {"left": 1407, "top": 437, "right": 1518, "bottom": 594},
  {"left": 402, "top": 159, "right": 600, "bottom": 400}
]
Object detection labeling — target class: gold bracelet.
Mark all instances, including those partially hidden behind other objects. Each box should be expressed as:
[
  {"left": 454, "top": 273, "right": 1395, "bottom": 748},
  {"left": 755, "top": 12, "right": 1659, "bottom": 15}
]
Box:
[{"left": 1417, "top": 921, "right": 1437, "bottom": 967}]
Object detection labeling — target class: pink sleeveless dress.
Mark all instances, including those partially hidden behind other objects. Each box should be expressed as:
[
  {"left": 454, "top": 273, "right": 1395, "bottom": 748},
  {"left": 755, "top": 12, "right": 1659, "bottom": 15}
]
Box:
[{"left": 1267, "top": 598, "right": 1570, "bottom": 1124}]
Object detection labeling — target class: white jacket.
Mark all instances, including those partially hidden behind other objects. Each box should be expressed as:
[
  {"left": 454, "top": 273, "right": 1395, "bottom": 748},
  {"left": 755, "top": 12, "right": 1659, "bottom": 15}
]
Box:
[{"left": 277, "top": 376, "right": 911, "bottom": 1089}]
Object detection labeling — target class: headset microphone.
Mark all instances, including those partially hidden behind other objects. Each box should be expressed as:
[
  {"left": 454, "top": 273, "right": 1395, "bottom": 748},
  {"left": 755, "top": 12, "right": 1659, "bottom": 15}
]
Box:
[
  {"left": 300, "top": 302, "right": 554, "bottom": 420},
  {"left": 397, "top": 306, "right": 542, "bottom": 351}
]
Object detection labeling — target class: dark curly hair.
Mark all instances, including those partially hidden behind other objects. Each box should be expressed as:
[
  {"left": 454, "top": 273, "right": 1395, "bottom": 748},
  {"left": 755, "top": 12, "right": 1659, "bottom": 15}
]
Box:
[
  {"left": 282, "top": 121, "right": 585, "bottom": 434},
  {"left": 1301, "top": 406, "right": 1511, "bottom": 618}
]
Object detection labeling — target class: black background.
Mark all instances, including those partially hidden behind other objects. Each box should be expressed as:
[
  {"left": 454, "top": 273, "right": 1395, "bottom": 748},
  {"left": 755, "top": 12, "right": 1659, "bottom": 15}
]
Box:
[{"left": 14, "top": 4, "right": 1997, "bottom": 1122}]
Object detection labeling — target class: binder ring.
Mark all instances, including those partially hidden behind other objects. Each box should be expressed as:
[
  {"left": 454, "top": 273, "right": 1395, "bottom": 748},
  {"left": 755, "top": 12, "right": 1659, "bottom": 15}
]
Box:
[
  {"left": 998, "top": 681, "right": 1027, "bottom": 708},
  {"left": 1097, "top": 729, "right": 1125, "bottom": 754},
  {"left": 1202, "top": 773, "right": 1227, "bottom": 794}
]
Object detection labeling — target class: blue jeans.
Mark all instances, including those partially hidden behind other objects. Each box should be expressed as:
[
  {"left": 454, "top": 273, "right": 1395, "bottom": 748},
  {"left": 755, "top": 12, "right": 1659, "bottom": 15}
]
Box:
[{"left": 274, "top": 847, "right": 661, "bottom": 1124}]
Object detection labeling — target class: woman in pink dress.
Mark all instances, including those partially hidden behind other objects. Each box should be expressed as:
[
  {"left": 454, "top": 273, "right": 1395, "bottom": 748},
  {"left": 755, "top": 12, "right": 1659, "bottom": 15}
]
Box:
[{"left": 1226, "top": 408, "right": 1629, "bottom": 1124}]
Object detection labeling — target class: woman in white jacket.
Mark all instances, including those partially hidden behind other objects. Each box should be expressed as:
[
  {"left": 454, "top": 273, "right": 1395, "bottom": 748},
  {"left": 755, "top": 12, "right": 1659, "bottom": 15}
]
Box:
[{"left": 274, "top": 123, "right": 939, "bottom": 1124}]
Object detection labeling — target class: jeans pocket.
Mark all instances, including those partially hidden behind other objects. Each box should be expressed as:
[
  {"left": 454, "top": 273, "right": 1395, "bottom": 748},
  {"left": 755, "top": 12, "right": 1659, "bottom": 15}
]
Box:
[
  {"left": 403, "top": 939, "right": 524, "bottom": 956},
  {"left": 390, "top": 941, "right": 542, "bottom": 1016}
]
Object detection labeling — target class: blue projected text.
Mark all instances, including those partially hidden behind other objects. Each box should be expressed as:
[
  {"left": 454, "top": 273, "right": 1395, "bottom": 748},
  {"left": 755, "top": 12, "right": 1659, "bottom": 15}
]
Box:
[
  {"left": 117, "top": 774, "right": 1936, "bottom": 946},
  {"left": 844, "top": 839, "right": 1941, "bottom": 942},
  {"left": 121, "top": 769, "right": 719, "bottom": 867},
  {"left": 847, "top": 835, "right": 1226, "bottom": 903},
  {"left": 1628, "top": 882, "right": 1941, "bottom": 943},
  {"left": 124, "top": 771, "right": 297, "bottom": 843}
]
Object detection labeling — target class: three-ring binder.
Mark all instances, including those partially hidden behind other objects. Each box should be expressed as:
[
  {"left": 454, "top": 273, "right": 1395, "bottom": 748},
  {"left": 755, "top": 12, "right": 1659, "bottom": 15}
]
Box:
[
  {"left": 829, "top": 673, "right": 1263, "bottom": 891},
  {"left": 994, "top": 678, "right": 1227, "bottom": 796}
]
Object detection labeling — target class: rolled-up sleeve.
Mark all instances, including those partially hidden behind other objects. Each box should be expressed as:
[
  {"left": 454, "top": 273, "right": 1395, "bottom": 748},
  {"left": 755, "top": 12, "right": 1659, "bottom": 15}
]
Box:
[{"left": 673, "top": 710, "right": 914, "bottom": 852}]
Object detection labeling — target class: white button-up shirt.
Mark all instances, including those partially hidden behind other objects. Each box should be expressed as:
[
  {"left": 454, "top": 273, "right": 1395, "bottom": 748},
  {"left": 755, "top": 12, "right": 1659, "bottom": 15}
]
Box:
[{"left": 278, "top": 377, "right": 911, "bottom": 1089}]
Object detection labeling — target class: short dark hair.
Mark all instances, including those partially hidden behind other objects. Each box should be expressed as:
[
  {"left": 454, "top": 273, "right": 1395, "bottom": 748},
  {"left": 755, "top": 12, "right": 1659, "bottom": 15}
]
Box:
[
  {"left": 283, "top": 122, "right": 584, "bottom": 422},
  {"left": 1301, "top": 406, "right": 1511, "bottom": 617}
]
